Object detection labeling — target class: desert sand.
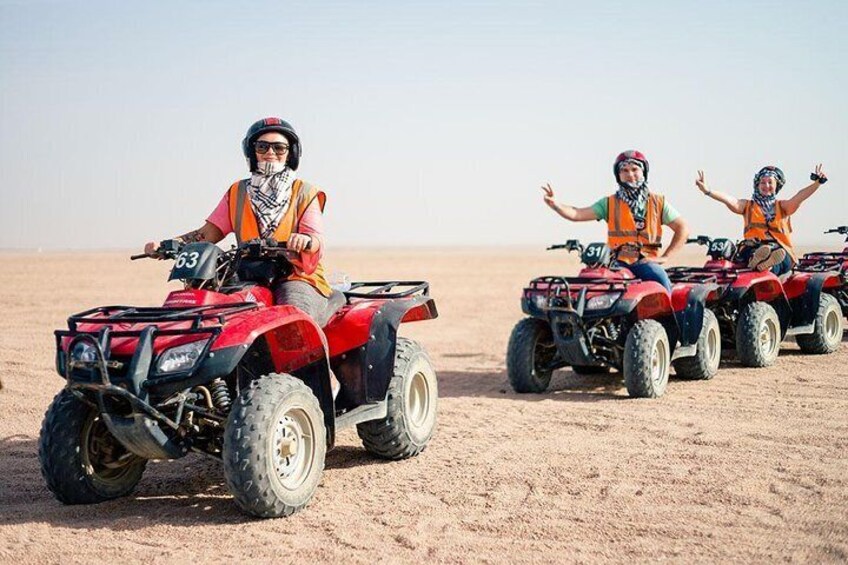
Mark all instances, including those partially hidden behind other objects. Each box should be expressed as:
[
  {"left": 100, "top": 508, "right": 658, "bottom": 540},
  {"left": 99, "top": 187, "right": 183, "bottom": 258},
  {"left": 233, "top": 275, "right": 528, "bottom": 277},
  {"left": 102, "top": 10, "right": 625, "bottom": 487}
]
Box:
[{"left": 1, "top": 248, "right": 847, "bottom": 564}]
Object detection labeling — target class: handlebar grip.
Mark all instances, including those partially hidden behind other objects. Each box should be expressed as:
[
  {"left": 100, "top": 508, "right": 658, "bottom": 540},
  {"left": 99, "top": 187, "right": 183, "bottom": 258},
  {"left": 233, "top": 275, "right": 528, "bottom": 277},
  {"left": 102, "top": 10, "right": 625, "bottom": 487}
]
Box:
[{"left": 130, "top": 253, "right": 150, "bottom": 260}]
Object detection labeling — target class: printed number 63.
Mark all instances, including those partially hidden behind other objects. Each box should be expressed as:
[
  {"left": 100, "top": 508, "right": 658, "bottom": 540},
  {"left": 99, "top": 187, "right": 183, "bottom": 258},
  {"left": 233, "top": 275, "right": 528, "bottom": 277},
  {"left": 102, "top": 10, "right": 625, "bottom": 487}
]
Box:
[{"left": 175, "top": 251, "right": 200, "bottom": 269}]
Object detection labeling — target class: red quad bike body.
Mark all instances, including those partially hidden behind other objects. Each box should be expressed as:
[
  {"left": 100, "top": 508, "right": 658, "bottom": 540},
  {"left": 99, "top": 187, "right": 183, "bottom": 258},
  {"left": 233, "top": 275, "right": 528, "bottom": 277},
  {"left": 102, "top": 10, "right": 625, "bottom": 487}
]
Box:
[
  {"left": 795, "top": 225, "right": 848, "bottom": 316},
  {"left": 506, "top": 240, "right": 722, "bottom": 399},
  {"left": 666, "top": 236, "right": 843, "bottom": 368},
  {"left": 40, "top": 240, "right": 439, "bottom": 518}
]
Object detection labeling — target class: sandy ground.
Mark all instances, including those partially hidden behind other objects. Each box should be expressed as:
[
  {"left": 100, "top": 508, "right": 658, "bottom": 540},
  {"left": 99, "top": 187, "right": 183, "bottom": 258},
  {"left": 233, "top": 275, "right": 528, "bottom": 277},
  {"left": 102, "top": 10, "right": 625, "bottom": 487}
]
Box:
[{"left": 1, "top": 247, "right": 847, "bottom": 564}]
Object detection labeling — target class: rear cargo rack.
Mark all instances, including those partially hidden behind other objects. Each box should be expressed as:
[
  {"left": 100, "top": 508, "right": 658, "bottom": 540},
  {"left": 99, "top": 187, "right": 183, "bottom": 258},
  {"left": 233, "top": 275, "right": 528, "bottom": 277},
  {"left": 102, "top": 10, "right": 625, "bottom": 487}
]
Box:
[
  {"left": 667, "top": 266, "right": 740, "bottom": 284},
  {"left": 343, "top": 281, "right": 429, "bottom": 301},
  {"left": 65, "top": 302, "right": 259, "bottom": 331}
]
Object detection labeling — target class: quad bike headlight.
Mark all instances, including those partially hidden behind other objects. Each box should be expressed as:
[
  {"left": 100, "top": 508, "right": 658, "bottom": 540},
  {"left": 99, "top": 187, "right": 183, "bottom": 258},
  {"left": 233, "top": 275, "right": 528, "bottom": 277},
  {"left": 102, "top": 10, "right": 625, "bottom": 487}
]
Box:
[
  {"left": 156, "top": 340, "right": 207, "bottom": 374},
  {"left": 585, "top": 293, "right": 621, "bottom": 311},
  {"left": 532, "top": 293, "right": 549, "bottom": 309},
  {"left": 71, "top": 342, "right": 98, "bottom": 363}
]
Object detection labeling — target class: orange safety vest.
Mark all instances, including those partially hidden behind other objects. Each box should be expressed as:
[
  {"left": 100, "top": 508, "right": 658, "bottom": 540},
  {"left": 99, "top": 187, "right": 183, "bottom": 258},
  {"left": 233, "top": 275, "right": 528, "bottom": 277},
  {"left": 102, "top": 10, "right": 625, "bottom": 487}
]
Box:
[
  {"left": 228, "top": 179, "right": 331, "bottom": 296},
  {"left": 742, "top": 200, "right": 796, "bottom": 262},
  {"left": 606, "top": 193, "right": 664, "bottom": 262}
]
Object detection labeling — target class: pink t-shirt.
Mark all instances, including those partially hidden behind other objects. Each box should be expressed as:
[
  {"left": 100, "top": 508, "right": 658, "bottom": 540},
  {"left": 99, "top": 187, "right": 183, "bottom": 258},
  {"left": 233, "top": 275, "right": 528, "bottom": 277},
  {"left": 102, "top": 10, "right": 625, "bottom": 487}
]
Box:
[{"left": 207, "top": 190, "right": 325, "bottom": 274}]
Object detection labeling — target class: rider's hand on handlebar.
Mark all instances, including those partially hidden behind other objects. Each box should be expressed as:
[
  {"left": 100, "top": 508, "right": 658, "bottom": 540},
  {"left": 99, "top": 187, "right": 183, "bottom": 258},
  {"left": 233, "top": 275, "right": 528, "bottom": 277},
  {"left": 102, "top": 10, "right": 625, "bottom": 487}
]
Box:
[
  {"left": 287, "top": 233, "right": 313, "bottom": 253},
  {"left": 143, "top": 241, "right": 163, "bottom": 258}
]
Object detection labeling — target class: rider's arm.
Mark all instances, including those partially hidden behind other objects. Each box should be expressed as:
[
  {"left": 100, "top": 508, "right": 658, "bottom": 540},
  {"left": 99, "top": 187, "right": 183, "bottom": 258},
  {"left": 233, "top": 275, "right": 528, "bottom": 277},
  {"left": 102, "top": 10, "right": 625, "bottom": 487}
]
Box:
[
  {"left": 781, "top": 179, "right": 824, "bottom": 216},
  {"left": 176, "top": 222, "right": 225, "bottom": 245},
  {"left": 548, "top": 201, "right": 600, "bottom": 222},
  {"left": 289, "top": 199, "right": 324, "bottom": 275},
  {"left": 661, "top": 217, "right": 690, "bottom": 260},
  {"left": 705, "top": 190, "right": 745, "bottom": 214}
]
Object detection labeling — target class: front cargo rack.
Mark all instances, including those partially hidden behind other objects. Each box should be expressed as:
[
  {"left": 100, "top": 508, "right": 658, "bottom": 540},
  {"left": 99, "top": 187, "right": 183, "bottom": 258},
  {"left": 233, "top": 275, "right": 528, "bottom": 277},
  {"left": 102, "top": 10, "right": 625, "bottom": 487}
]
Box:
[{"left": 64, "top": 302, "right": 259, "bottom": 331}]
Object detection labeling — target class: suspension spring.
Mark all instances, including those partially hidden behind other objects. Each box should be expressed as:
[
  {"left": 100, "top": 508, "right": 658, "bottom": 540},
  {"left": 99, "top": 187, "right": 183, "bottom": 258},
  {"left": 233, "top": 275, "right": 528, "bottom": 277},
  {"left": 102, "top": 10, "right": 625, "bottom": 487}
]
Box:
[{"left": 209, "top": 378, "right": 232, "bottom": 414}]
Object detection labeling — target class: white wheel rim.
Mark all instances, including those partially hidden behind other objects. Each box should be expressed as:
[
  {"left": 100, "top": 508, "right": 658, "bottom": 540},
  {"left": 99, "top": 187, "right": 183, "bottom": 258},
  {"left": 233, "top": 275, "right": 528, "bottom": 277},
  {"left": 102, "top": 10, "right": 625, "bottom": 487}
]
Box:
[
  {"left": 825, "top": 308, "right": 841, "bottom": 342},
  {"left": 760, "top": 318, "right": 778, "bottom": 356},
  {"left": 707, "top": 325, "right": 720, "bottom": 367},
  {"left": 651, "top": 338, "right": 668, "bottom": 386},
  {"left": 407, "top": 370, "right": 431, "bottom": 431},
  {"left": 273, "top": 407, "right": 316, "bottom": 490}
]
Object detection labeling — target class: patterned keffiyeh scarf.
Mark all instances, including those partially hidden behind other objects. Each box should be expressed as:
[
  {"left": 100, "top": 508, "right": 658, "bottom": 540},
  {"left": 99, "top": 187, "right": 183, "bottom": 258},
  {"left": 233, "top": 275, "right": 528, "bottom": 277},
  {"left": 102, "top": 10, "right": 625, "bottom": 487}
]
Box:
[
  {"left": 752, "top": 192, "right": 776, "bottom": 222},
  {"left": 615, "top": 184, "right": 649, "bottom": 221},
  {"left": 247, "top": 162, "right": 296, "bottom": 238}
]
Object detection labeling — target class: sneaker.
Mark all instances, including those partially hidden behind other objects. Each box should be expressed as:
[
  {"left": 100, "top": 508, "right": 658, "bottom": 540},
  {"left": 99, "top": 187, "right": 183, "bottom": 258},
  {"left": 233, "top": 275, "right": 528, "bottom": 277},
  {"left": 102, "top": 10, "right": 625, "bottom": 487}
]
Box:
[
  {"left": 747, "top": 244, "right": 773, "bottom": 269},
  {"left": 756, "top": 247, "right": 787, "bottom": 272}
]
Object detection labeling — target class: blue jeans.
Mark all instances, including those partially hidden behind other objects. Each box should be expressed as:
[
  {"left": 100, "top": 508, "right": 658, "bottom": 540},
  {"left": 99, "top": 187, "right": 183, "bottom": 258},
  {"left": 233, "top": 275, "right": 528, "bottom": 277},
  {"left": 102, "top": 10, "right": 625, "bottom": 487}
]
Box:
[{"left": 626, "top": 260, "right": 673, "bottom": 293}]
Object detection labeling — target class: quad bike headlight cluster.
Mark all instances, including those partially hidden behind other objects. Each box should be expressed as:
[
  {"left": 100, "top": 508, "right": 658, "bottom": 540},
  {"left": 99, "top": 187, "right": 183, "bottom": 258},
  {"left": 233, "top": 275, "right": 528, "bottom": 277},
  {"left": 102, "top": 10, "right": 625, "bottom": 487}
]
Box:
[
  {"left": 71, "top": 342, "right": 98, "bottom": 363},
  {"left": 585, "top": 293, "right": 621, "bottom": 311},
  {"left": 156, "top": 340, "right": 207, "bottom": 374}
]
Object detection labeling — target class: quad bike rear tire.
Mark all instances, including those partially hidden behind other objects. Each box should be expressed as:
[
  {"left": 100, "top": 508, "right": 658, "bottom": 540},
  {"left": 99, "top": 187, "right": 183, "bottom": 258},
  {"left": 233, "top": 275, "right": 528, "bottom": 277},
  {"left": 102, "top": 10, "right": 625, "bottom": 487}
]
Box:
[
  {"left": 223, "top": 374, "right": 326, "bottom": 518},
  {"left": 796, "top": 293, "right": 843, "bottom": 354},
  {"left": 358, "top": 338, "right": 438, "bottom": 460},
  {"left": 571, "top": 364, "right": 611, "bottom": 375},
  {"left": 39, "top": 390, "right": 147, "bottom": 504},
  {"left": 506, "top": 318, "right": 556, "bottom": 393},
  {"left": 672, "top": 308, "right": 721, "bottom": 380},
  {"left": 624, "top": 319, "right": 670, "bottom": 398},
  {"left": 736, "top": 302, "right": 781, "bottom": 367}
]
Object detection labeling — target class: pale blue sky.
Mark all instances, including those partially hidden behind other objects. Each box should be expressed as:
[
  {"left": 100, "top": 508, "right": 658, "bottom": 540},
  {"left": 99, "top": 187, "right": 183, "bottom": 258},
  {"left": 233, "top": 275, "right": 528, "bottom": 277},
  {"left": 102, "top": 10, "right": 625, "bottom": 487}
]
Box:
[{"left": 1, "top": 0, "right": 845, "bottom": 249}]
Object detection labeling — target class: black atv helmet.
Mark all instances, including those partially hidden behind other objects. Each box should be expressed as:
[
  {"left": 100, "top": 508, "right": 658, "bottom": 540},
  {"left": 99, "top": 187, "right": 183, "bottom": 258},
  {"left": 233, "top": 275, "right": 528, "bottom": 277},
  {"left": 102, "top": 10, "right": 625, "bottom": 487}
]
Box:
[
  {"left": 753, "top": 165, "right": 785, "bottom": 193},
  {"left": 242, "top": 117, "right": 301, "bottom": 171}
]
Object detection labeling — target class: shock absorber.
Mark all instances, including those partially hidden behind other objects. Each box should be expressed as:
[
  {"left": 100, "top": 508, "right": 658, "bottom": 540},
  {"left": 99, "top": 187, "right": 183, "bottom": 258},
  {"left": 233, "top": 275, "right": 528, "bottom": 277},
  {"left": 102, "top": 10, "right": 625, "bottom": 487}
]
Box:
[{"left": 209, "top": 378, "right": 232, "bottom": 414}]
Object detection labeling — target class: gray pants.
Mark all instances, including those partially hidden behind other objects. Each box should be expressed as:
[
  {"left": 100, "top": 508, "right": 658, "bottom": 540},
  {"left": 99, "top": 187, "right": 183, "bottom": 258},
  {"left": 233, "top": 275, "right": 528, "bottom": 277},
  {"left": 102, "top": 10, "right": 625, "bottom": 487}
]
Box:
[{"left": 273, "top": 280, "right": 329, "bottom": 323}]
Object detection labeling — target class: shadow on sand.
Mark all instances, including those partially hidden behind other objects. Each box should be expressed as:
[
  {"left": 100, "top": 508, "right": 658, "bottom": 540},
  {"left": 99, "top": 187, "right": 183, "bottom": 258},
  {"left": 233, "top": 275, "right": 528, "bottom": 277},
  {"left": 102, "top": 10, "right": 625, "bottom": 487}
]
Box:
[{"left": 0, "top": 430, "right": 393, "bottom": 529}]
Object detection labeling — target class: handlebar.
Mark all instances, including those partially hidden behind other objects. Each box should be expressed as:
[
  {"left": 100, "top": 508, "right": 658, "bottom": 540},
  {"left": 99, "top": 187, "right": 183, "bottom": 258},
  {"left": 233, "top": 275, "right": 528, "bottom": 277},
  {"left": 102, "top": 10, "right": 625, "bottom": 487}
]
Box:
[
  {"left": 686, "top": 235, "right": 712, "bottom": 246},
  {"left": 825, "top": 226, "right": 848, "bottom": 235},
  {"left": 132, "top": 237, "right": 310, "bottom": 261}
]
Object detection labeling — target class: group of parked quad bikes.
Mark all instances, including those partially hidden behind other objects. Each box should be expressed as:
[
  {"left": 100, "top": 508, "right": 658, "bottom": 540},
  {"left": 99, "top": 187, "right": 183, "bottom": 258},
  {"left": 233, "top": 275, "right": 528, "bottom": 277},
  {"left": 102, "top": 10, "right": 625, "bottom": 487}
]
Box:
[{"left": 507, "top": 227, "right": 848, "bottom": 399}]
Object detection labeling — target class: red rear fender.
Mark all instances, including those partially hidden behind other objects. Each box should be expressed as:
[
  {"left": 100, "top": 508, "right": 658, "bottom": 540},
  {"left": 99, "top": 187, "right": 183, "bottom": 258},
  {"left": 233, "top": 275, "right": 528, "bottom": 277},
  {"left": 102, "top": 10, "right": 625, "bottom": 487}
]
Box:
[{"left": 324, "top": 296, "right": 437, "bottom": 358}]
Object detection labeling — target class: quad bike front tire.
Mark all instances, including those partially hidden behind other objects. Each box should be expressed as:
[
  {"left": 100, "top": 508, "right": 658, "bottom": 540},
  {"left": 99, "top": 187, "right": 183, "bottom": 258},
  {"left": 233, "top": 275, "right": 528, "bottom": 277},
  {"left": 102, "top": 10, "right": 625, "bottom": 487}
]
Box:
[
  {"left": 358, "top": 338, "right": 438, "bottom": 460},
  {"left": 506, "top": 318, "right": 556, "bottom": 393},
  {"left": 223, "top": 374, "right": 326, "bottom": 518},
  {"left": 624, "top": 319, "right": 671, "bottom": 398},
  {"left": 672, "top": 308, "right": 721, "bottom": 380},
  {"left": 736, "top": 302, "right": 781, "bottom": 367},
  {"left": 39, "top": 390, "right": 147, "bottom": 504},
  {"left": 796, "top": 293, "right": 843, "bottom": 354}
]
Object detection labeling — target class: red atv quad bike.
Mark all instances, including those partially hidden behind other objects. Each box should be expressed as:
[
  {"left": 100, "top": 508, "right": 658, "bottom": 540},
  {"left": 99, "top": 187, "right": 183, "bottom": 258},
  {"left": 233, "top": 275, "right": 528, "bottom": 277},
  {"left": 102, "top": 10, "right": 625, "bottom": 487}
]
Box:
[
  {"left": 667, "top": 236, "right": 843, "bottom": 368},
  {"left": 507, "top": 240, "right": 721, "bottom": 399},
  {"left": 39, "top": 239, "right": 439, "bottom": 518},
  {"left": 796, "top": 226, "right": 848, "bottom": 316}
]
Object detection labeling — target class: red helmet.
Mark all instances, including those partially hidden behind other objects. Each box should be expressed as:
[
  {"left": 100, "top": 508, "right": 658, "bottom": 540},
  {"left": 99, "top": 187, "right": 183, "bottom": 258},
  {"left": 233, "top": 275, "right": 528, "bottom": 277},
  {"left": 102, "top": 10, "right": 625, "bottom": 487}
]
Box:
[
  {"left": 241, "top": 117, "right": 301, "bottom": 171},
  {"left": 613, "top": 150, "right": 649, "bottom": 183}
]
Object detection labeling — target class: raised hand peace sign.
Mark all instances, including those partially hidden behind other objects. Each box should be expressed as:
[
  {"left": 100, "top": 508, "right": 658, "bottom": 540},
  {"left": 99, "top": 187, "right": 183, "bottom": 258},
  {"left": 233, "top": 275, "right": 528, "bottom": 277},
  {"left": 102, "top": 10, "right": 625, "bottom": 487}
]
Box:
[
  {"left": 541, "top": 182, "right": 557, "bottom": 209},
  {"left": 695, "top": 170, "right": 711, "bottom": 195}
]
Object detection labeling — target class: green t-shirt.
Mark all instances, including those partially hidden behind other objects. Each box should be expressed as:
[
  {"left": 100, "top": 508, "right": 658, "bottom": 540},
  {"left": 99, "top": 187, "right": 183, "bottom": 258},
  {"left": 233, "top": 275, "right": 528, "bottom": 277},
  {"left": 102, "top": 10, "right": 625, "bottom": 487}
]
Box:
[{"left": 590, "top": 195, "right": 680, "bottom": 225}]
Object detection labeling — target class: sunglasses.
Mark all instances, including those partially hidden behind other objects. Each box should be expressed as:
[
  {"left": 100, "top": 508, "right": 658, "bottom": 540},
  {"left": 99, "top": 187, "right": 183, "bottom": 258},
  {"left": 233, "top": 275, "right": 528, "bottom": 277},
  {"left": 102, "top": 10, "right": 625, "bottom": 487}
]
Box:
[{"left": 254, "top": 141, "right": 290, "bottom": 155}]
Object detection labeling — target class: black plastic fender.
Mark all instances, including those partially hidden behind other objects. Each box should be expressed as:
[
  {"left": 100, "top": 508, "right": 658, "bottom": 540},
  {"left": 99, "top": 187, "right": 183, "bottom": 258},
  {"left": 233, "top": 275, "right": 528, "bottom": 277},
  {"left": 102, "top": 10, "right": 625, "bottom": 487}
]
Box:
[
  {"left": 789, "top": 273, "right": 829, "bottom": 328},
  {"left": 674, "top": 284, "right": 717, "bottom": 346},
  {"left": 331, "top": 296, "right": 438, "bottom": 407}
]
